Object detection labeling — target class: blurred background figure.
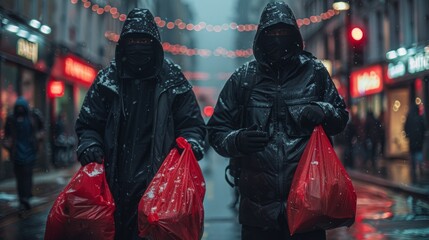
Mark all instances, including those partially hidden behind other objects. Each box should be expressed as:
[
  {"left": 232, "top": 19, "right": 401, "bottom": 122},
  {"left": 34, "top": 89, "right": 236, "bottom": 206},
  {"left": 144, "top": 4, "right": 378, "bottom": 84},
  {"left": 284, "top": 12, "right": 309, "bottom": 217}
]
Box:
[
  {"left": 52, "top": 112, "right": 76, "bottom": 168},
  {"left": 404, "top": 104, "right": 426, "bottom": 183},
  {"left": 342, "top": 115, "right": 357, "bottom": 169},
  {"left": 1, "top": 97, "right": 45, "bottom": 213},
  {"left": 364, "top": 110, "right": 382, "bottom": 172}
]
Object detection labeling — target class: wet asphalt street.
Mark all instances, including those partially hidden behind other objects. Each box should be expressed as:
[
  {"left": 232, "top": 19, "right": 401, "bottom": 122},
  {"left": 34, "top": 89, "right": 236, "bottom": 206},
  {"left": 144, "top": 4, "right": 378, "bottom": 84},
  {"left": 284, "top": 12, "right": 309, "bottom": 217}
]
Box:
[{"left": 1, "top": 148, "right": 429, "bottom": 240}]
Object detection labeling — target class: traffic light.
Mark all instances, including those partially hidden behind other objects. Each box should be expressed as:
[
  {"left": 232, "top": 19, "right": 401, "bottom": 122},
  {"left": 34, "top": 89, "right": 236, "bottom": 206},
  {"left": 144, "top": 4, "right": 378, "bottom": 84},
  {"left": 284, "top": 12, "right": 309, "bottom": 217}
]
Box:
[
  {"left": 348, "top": 26, "right": 366, "bottom": 66},
  {"left": 203, "top": 106, "right": 214, "bottom": 118}
]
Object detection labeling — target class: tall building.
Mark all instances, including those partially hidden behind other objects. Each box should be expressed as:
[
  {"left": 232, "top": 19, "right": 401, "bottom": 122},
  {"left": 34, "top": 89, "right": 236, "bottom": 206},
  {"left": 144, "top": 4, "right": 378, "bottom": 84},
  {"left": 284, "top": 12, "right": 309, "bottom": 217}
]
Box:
[
  {"left": 1, "top": 0, "right": 58, "bottom": 176},
  {"left": 234, "top": 0, "right": 274, "bottom": 67},
  {"left": 298, "top": 0, "right": 429, "bottom": 159},
  {"left": 0, "top": 0, "right": 197, "bottom": 178},
  {"left": 153, "top": 0, "right": 196, "bottom": 71}
]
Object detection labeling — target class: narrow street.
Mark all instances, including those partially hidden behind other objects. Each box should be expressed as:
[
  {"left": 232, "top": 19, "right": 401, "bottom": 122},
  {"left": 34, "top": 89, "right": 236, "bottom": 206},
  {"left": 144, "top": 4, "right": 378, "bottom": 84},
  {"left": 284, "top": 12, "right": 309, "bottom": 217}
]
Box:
[{"left": 1, "top": 148, "right": 429, "bottom": 239}]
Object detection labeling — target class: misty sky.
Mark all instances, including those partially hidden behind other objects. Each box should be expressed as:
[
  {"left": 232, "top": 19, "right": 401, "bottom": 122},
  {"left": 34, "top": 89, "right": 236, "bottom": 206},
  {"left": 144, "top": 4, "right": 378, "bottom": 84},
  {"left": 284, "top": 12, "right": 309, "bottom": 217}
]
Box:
[
  {"left": 182, "top": 0, "right": 241, "bottom": 86},
  {"left": 183, "top": 0, "right": 236, "bottom": 49}
]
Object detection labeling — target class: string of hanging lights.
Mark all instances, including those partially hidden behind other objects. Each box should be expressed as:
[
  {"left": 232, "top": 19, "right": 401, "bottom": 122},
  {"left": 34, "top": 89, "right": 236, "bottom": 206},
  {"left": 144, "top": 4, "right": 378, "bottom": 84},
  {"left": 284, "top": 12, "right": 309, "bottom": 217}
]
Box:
[
  {"left": 104, "top": 31, "right": 253, "bottom": 58},
  {"left": 76, "top": 0, "right": 341, "bottom": 58},
  {"left": 71, "top": 0, "right": 340, "bottom": 32}
]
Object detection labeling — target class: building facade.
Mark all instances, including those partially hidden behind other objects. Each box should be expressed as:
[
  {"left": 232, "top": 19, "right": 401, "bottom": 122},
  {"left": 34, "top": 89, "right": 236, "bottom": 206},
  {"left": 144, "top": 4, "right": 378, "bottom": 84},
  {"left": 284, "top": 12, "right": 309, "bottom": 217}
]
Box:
[
  {"left": 0, "top": 0, "right": 200, "bottom": 178},
  {"left": 297, "top": 0, "right": 429, "bottom": 159}
]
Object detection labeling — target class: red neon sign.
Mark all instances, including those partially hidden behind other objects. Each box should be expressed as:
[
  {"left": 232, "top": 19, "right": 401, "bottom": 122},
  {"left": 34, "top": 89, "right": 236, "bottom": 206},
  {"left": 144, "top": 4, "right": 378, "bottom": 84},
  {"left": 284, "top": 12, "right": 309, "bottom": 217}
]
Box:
[
  {"left": 48, "top": 81, "right": 65, "bottom": 98},
  {"left": 350, "top": 65, "right": 384, "bottom": 98},
  {"left": 64, "top": 57, "right": 97, "bottom": 84}
]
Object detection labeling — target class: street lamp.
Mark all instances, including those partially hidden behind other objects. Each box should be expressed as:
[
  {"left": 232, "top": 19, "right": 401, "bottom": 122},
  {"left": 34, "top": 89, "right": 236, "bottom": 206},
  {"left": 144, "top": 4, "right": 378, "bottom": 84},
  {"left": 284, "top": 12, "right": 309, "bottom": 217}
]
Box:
[
  {"left": 333, "top": 0, "right": 354, "bottom": 168},
  {"left": 333, "top": 1, "right": 350, "bottom": 11}
]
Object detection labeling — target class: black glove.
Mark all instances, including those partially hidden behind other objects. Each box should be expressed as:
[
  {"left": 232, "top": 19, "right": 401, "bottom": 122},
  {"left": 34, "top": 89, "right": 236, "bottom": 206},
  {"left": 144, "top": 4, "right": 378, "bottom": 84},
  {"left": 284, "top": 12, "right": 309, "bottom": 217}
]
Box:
[
  {"left": 190, "top": 142, "right": 204, "bottom": 160},
  {"left": 175, "top": 140, "right": 204, "bottom": 160},
  {"left": 236, "top": 125, "right": 269, "bottom": 154},
  {"left": 301, "top": 105, "right": 325, "bottom": 128},
  {"left": 79, "top": 146, "right": 104, "bottom": 166}
]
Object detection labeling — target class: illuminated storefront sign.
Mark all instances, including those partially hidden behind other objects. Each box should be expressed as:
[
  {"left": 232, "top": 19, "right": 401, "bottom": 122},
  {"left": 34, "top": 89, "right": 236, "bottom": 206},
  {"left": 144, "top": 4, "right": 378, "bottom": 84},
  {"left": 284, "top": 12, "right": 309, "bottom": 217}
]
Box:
[
  {"left": 48, "top": 81, "right": 65, "bottom": 98},
  {"left": 0, "top": 18, "right": 48, "bottom": 71},
  {"left": 50, "top": 54, "right": 97, "bottom": 86},
  {"left": 387, "top": 61, "right": 406, "bottom": 79},
  {"left": 64, "top": 57, "right": 97, "bottom": 84},
  {"left": 17, "top": 38, "right": 38, "bottom": 63},
  {"left": 408, "top": 52, "right": 429, "bottom": 74},
  {"left": 387, "top": 45, "right": 429, "bottom": 80},
  {"left": 350, "top": 65, "right": 384, "bottom": 98}
]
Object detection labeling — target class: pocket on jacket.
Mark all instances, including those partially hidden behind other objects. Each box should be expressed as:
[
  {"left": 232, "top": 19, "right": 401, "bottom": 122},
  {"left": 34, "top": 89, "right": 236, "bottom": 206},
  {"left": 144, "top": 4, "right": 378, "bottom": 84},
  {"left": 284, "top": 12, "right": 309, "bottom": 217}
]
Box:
[
  {"left": 245, "top": 102, "right": 273, "bottom": 131},
  {"left": 284, "top": 97, "right": 317, "bottom": 137}
]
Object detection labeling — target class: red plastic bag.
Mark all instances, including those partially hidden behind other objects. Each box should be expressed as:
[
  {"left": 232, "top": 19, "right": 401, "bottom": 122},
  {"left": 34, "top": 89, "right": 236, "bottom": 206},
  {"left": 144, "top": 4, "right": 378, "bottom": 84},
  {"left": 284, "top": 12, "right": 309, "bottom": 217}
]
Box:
[
  {"left": 286, "top": 126, "right": 357, "bottom": 235},
  {"left": 45, "top": 162, "right": 115, "bottom": 240},
  {"left": 138, "top": 137, "right": 206, "bottom": 240}
]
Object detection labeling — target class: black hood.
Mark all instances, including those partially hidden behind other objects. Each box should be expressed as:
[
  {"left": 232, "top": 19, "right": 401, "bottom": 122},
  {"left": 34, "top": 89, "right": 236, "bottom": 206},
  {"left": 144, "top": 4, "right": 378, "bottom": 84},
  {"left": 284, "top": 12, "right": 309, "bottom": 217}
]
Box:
[
  {"left": 13, "top": 96, "right": 29, "bottom": 117},
  {"left": 115, "top": 8, "right": 164, "bottom": 78},
  {"left": 253, "top": 2, "right": 304, "bottom": 66}
]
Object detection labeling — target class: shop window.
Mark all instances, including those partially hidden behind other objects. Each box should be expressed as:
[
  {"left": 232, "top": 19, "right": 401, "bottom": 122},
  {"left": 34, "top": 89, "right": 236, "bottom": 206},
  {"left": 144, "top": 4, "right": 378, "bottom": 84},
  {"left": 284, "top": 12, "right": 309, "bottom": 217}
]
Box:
[
  {"left": 54, "top": 84, "right": 74, "bottom": 136},
  {"left": 334, "top": 28, "right": 342, "bottom": 60},
  {"left": 390, "top": 1, "right": 401, "bottom": 47},
  {"left": 0, "top": 62, "right": 18, "bottom": 162},
  {"left": 21, "top": 68, "right": 35, "bottom": 108},
  {"left": 387, "top": 88, "right": 409, "bottom": 157}
]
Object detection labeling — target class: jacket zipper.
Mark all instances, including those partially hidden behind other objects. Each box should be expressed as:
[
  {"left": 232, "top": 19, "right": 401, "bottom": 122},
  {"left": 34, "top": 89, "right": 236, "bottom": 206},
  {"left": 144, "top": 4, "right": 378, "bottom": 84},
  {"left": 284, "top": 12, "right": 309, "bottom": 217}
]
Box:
[
  {"left": 149, "top": 79, "right": 187, "bottom": 176},
  {"left": 276, "top": 69, "right": 285, "bottom": 206}
]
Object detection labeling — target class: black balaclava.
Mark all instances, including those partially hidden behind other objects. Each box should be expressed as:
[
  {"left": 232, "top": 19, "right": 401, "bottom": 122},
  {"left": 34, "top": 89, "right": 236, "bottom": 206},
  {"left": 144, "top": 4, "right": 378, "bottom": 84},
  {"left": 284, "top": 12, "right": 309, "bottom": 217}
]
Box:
[
  {"left": 115, "top": 8, "right": 164, "bottom": 80},
  {"left": 253, "top": 2, "right": 304, "bottom": 69},
  {"left": 119, "top": 34, "right": 156, "bottom": 79},
  {"left": 260, "top": 23, "right": 301, "bottom": 64}
]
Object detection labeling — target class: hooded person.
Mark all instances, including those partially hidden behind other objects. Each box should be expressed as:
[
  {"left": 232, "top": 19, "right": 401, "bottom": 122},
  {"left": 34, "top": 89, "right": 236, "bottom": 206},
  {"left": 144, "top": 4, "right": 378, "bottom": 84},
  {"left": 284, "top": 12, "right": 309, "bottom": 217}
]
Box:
[
  {"left": 75, "top": 8, "right": 206, "bottom": 240},
  {"left": 207, "top": 2, "right": 349, "bottom": 239},
  {"left": 3, "top": 97, "right": 44, "bottom": 213},
  {"left": 404, "top": 104, "right": 426, "bottom": 183}
]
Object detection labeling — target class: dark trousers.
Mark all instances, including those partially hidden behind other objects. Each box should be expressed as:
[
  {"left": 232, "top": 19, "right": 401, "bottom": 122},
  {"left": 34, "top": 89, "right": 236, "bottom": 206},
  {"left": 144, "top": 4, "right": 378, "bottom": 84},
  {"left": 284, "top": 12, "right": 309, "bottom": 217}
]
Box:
[
  {"left": 241, "top": 216, "right": 326, "bottom": 240},
  {"left": 13, "top": 163, "right": 33, "bottom": 203}
]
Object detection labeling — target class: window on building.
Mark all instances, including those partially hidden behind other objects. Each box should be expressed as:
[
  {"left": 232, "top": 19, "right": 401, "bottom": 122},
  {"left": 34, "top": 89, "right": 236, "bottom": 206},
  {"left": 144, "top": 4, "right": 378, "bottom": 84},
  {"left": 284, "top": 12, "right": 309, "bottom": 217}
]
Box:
[
  {"left": 408, "top": 0, "right": 415, "bottom": 44},
  {"left": 391, "top": 1, "right": 400, "bottom": 47},
  {"left": 425, "top": 2, "right": 429, "bottom": 41},
  {"left": 376, "top": 11, "right": 384, "bottom": 56},
  {"left": 1, "top": 0, "right": 14, "bottom": 10},
  {"left": 324, "top": 34, "right": 329, "bottom": 60},
  {"left": 334, "top": 28, "right": 342, "bottom": 61}
]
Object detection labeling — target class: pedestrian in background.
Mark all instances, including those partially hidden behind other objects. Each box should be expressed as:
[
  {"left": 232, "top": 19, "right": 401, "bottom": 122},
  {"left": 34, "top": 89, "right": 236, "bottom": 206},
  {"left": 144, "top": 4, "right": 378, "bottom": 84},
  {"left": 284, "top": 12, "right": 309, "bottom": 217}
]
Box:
[
  {"left": 207, "top": 2, "right": 348, "bottom": 239},
  {"left": 343, "top": 115, "right": 357, "bottom": 169},
  {"left": 75, "top": 8, "right": 206, "bottom": 240},
  {"left": 1, "top": 96, "right": 45, "bottom": 213},
  {"left": 404, "top": 104, "right": 426, "bottom": 183},
  {"left": 378, "top": 111, "right": 386, "bottom": 158},
  {"left": 364, "top": 110, "right": 381, "bottom": 171}
]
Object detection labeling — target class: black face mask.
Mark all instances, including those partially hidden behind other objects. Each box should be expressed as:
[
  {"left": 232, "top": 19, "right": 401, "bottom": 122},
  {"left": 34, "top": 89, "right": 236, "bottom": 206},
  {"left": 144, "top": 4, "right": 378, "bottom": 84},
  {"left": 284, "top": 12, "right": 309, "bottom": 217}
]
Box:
[
  {"left": 15, "top": 106, "right": 26, "bottom": 117},
  {"left": 122, "top": 44, "right": 155, "bottom": 77},
  {"left": 261, "top": 35, "right": 300, "bottom": 63}
]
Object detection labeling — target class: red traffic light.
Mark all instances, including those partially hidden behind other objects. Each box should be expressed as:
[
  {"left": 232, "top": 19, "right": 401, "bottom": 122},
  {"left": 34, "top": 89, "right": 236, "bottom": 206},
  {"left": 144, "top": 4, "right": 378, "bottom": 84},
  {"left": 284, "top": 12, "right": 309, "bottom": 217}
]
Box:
[
  {"left": 349, "top": 26, "right": 365, "bottom": 45},
  {"left": 351, "top": 27, "right": 364, "bottom": 41},
  {"left": 203, "top": 106, "right": 214, "bottom": 117}
]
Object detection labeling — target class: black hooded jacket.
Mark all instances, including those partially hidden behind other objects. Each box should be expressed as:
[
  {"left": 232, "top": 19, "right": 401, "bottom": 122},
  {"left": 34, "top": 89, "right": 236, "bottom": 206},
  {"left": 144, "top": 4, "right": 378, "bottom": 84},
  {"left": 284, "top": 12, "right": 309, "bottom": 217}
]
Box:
[
  {"left": 208, "top": 2, "right": 348, "bottom": 228},
  {"left": 404, "top": 105, "right": 426, "bottom": 152},
  {"left": 75, "top": 8, "right": 206, "bottom": 238},
  {"left": 4, "top": 97, "right": 44, "bottom": 164}
]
